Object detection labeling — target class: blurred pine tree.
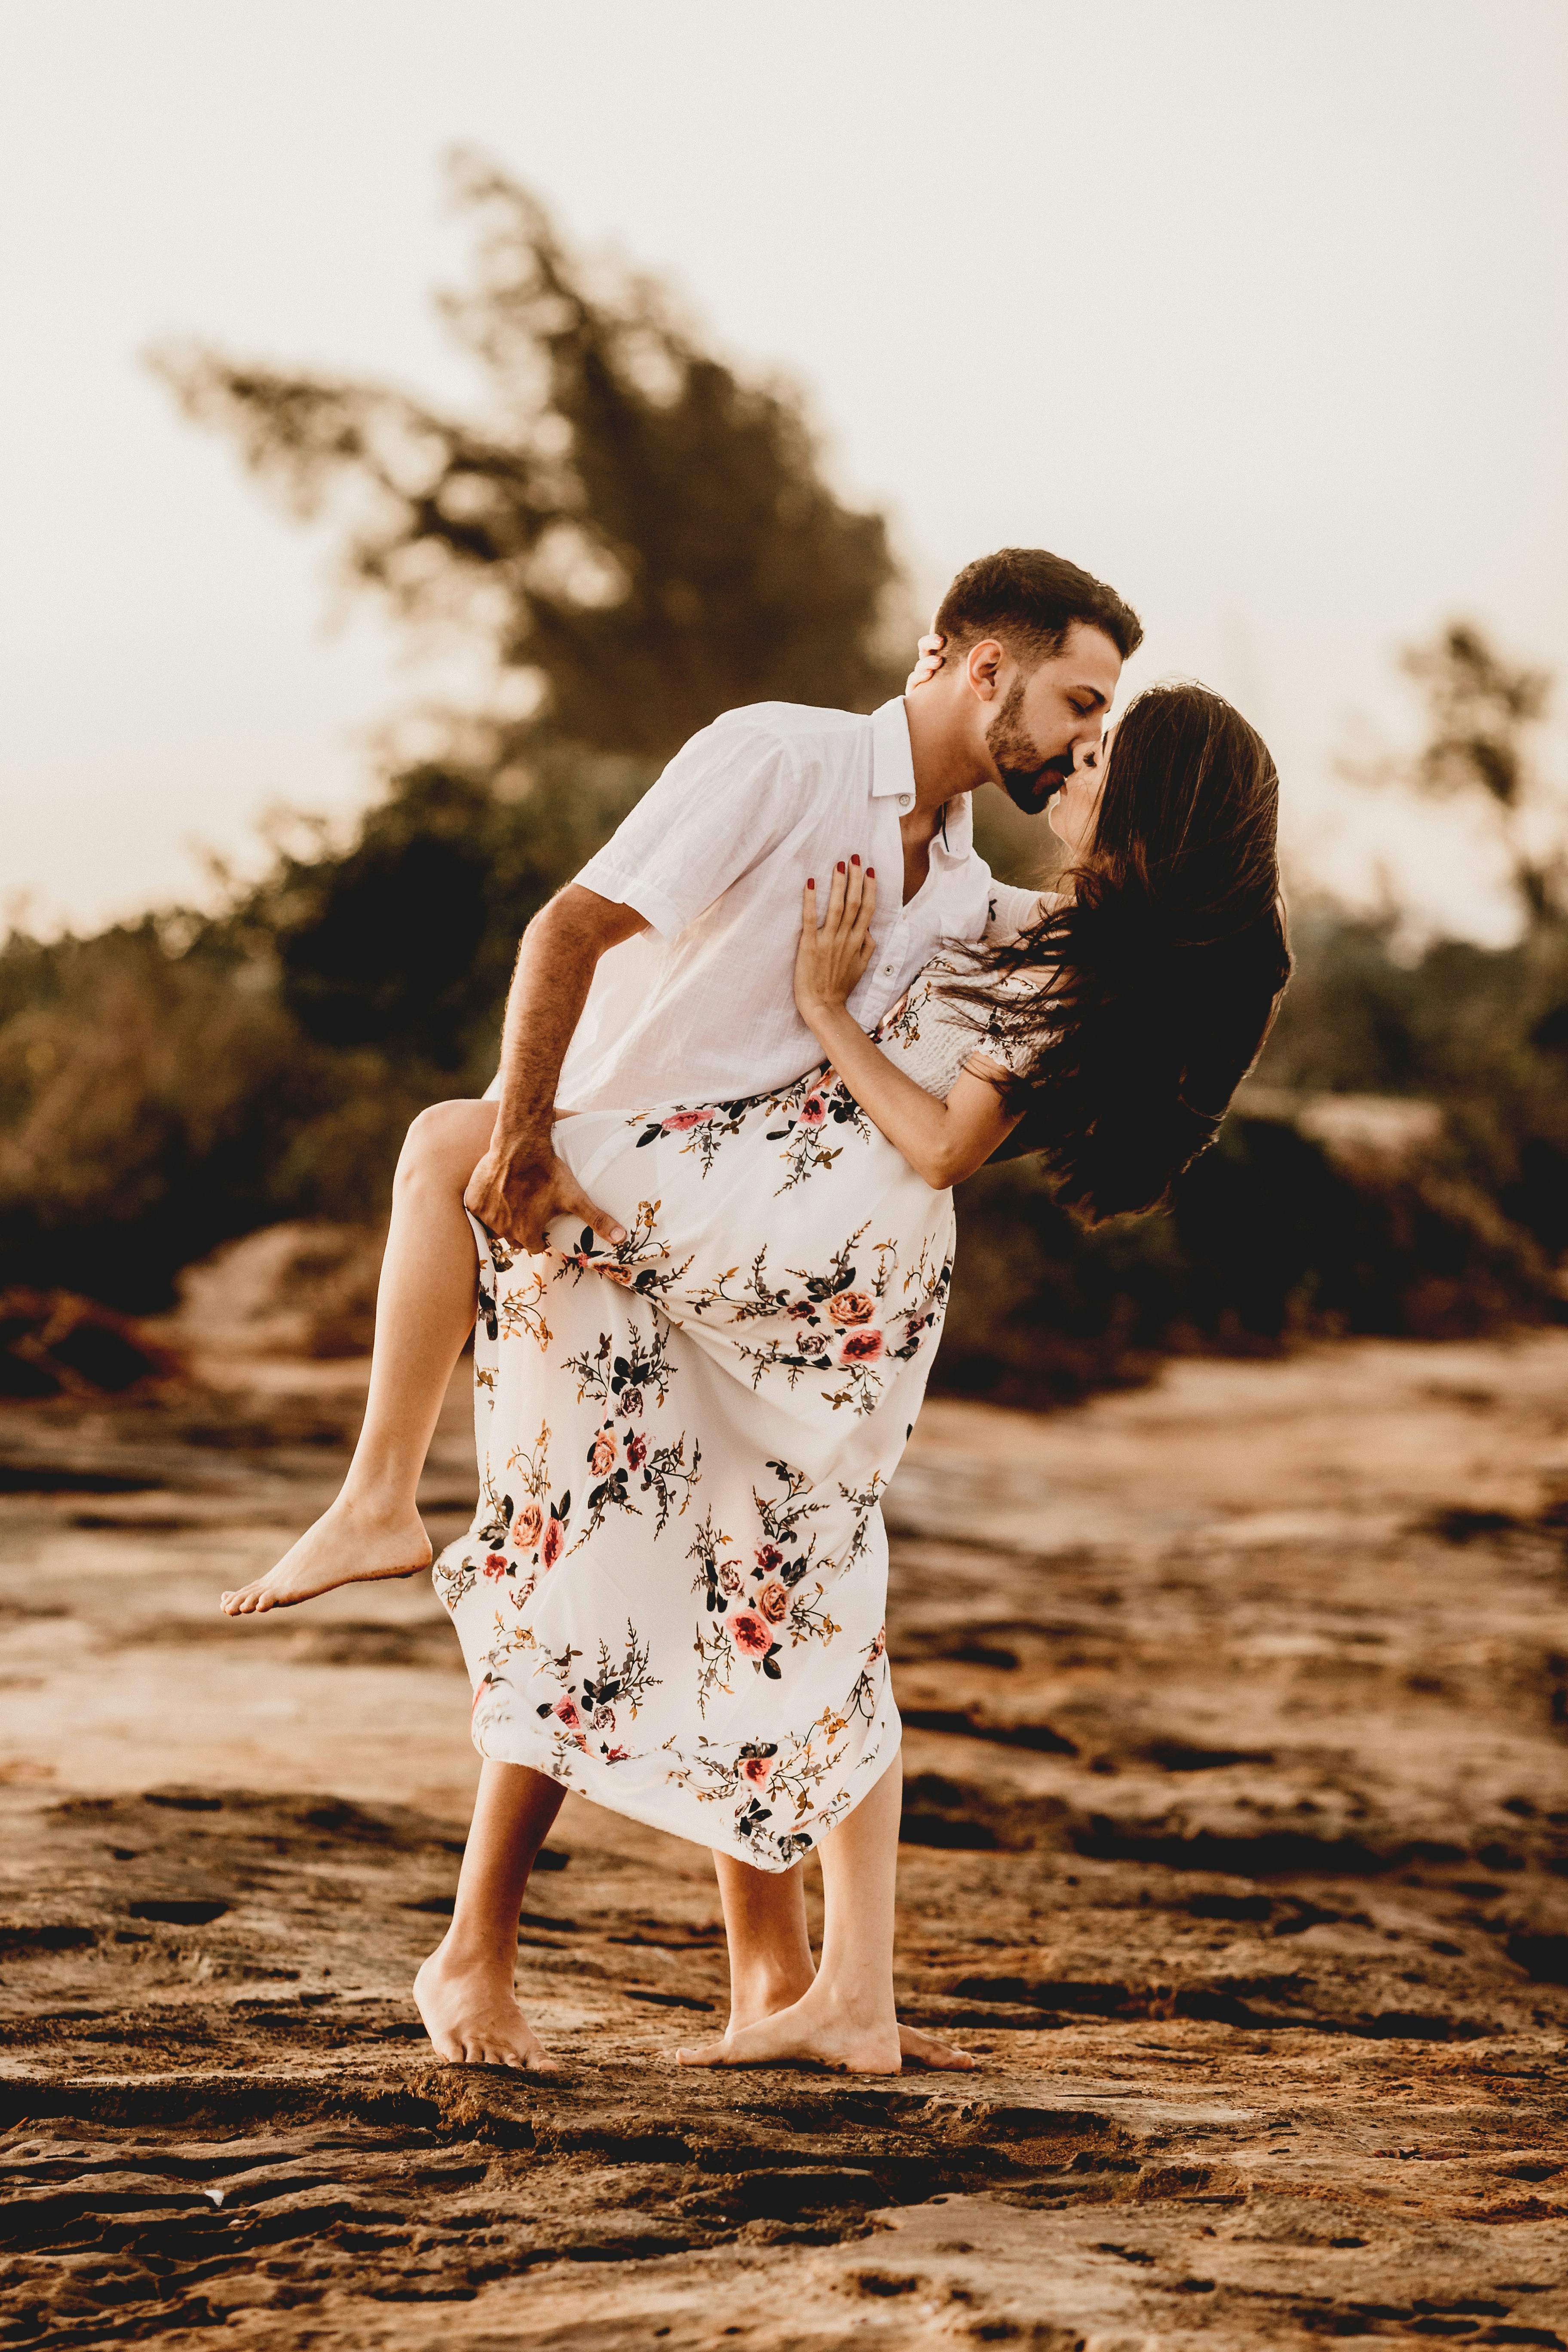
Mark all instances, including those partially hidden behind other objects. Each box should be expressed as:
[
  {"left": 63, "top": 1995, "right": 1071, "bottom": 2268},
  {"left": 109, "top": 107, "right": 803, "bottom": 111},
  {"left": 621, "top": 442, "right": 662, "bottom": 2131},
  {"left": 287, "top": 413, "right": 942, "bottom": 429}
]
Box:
[{"left": 153, "top": 154, "right": 906, "bottom": 774}]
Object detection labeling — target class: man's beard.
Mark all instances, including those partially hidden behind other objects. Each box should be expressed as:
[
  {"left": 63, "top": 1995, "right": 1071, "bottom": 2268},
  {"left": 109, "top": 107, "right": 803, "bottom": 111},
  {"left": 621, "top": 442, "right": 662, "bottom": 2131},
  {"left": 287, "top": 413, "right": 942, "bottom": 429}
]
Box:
[{"left": 987, "top": 677, "right": 1073, "bottom": 815}]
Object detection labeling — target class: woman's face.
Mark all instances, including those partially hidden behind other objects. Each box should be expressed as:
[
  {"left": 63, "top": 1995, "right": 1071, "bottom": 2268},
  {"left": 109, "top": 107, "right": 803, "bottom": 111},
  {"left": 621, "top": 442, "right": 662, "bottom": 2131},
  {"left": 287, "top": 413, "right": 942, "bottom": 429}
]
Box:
[{"left": 1046, "top": 728, "right": 1110, "bottom": 855}]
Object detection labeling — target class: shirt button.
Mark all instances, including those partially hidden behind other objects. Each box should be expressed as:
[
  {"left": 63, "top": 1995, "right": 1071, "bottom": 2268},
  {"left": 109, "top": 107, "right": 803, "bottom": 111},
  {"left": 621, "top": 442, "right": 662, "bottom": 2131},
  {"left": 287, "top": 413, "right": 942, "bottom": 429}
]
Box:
[
  {"left": 897, "top": 794, "right": 912, "bottom": 810},
  {"left": 883, "top": 963, "right": 894, "bottom": 974}
]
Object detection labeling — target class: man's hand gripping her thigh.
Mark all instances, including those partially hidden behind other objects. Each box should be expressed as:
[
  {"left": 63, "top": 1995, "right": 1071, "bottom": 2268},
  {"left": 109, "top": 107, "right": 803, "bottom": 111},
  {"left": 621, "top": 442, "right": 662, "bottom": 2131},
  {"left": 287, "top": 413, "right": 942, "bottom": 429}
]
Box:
[
  {"left": 464, "top": 884, "right": 648, "bottom": 1253},
  {"left": 463, "top": 1135, "right": 626, "bottom": 1255}
]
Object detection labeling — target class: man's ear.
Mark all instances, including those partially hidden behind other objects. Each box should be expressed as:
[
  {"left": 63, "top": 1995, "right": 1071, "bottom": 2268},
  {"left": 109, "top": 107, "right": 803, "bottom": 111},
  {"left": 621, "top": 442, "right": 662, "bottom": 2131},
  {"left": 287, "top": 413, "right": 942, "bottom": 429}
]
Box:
[{"left": 964, "top": 637, "right": 1005, "bottom": 701}]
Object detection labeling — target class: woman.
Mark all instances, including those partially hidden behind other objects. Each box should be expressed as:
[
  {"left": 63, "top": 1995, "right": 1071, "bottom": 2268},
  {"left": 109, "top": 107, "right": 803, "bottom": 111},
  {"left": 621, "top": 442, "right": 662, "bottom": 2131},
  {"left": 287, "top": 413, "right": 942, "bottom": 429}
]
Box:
[{"left": 224, "top": 680, "right": 1289, "bottom": 2073}]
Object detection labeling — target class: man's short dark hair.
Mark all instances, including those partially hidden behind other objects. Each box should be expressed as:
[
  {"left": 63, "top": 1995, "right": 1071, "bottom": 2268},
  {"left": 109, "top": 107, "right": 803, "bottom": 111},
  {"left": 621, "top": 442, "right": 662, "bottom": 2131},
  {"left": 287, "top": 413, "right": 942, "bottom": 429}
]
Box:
[{"left": 934, "top": 548, "right": 1143, "bottom": 667}]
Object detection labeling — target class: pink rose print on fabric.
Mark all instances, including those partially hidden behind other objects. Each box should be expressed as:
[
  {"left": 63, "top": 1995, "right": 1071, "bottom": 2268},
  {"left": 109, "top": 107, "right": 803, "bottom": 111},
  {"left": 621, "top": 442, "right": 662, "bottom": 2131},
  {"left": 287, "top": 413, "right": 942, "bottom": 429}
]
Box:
[
  {"left": 827, "top": 1289, "right": 876, "bottom": 1327},
  {"left": 729, "top": 1610, "right": 772, "bottom": 1658},
  {"left": 443, "top": 995, "right": 958, "bottom": 1872}
]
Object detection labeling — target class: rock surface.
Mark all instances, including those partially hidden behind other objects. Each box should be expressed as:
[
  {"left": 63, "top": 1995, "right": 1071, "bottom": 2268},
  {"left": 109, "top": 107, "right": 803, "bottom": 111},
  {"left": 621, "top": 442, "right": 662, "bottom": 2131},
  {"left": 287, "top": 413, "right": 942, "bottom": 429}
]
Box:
[
  {"left": 148, "top": 1222, "right": 387, "bottom": 1364},
  {"left": 3, "top": 1332, "right": 1568, "bottom": 2346}
]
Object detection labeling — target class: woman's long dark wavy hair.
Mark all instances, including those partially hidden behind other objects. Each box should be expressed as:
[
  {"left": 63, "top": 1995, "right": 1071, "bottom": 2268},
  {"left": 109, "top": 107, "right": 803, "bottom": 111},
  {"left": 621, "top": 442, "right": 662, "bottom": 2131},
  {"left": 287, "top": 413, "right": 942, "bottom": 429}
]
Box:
[{"left": 947, "top": 681, "right": 1292, "bottom": 1221}]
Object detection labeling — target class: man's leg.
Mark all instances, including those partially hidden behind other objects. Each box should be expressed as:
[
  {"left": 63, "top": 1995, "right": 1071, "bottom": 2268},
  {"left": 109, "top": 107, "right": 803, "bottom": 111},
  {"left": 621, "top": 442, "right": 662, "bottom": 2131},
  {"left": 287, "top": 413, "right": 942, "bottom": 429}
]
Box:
[
  {"left": 414, "top": 1761, "right": 566, "bottom": 2069},
  {"left": 681, "top": 1758, "right": 906, "bottom": 2072},
  {"left": 221, "top": 1099, "right": 498, "bottom": 1614},
  {"left": 711, "top": 1842, "right": 975, "bottom": 2070},
  {"left": 711, "top": 1853, "right": 816, "bottom": 2028}
]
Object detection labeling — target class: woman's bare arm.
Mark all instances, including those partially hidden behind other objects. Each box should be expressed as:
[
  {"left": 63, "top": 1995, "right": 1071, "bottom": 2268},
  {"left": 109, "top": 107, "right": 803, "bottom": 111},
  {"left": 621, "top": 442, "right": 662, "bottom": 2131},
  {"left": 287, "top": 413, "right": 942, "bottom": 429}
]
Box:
[{"left": 793, "top": 864, "right": 1020, "bottom": 1190}]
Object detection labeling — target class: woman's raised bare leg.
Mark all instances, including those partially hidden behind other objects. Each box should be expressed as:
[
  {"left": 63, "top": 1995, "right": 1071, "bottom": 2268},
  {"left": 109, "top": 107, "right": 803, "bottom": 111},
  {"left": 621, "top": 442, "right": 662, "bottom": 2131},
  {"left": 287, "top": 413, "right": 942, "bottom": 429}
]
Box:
[
  {"left": 680, "top": 1755, "right": 905, "bottom": 2073},
  {"left": 220, "top": 1099, "right": 497, "bottom": 1615}
]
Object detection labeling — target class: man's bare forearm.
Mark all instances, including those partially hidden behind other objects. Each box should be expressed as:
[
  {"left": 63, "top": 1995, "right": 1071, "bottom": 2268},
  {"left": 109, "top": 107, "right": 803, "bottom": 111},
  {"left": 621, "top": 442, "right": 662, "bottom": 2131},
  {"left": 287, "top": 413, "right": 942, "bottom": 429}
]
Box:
[
  {"left": 491, "top": 887, "right": 647, "bottom": 1156},
  {"left": 491, "top": 916, "right": 599, "bottom": 1161},
  {"left": 461, "top": 886, "right": 648, "bottom": 1250}
]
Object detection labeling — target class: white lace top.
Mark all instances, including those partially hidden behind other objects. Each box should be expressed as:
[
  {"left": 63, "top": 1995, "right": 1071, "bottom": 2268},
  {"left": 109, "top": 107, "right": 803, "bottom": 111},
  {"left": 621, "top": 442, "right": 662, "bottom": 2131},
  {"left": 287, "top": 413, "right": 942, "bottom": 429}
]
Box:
[{"left": 873, "top": 956, "right": 1039, "bottom": 1099}]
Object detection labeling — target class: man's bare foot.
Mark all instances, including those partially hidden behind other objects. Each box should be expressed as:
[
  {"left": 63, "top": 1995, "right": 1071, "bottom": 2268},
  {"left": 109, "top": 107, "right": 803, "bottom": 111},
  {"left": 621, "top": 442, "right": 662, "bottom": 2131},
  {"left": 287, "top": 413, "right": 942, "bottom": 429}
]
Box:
[
  {"left": 413, "top": 1943, "right": 558, "bottom": 2071},
  {"left": 898, "top": 2022, "right": 977, "bottom": 2070},
  {"left": 219, "top": 1493, "right": 432, "bottom": 1616},
  {"left": 679, "top": 1991, "right": 900, "bottom": 2074},
  {"left": 726, "top": 1980, "right": 974, "bottom": 2072}
]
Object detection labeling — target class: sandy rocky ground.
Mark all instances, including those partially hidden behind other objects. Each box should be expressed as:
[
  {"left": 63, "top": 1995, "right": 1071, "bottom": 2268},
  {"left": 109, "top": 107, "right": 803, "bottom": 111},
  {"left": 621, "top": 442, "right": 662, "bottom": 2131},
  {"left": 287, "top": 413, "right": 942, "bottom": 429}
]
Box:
[{"left": 2, "top": 1323, "right": 1568, "bottom": 2349}]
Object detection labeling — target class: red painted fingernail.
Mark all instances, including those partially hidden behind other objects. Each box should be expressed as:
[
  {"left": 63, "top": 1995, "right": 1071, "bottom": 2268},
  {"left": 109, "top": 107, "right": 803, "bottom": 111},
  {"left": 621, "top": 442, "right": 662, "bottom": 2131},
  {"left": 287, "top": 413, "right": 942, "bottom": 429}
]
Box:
[
  {"left": 867, "top": 867, "right": 875, "bottom": 878},
  {"left": 836, "top": 861, "right": 845, "bottom": 873},
  {"left": 851, "top": 854, "right": 861, "bottom": 866},
  {"left": 806, "top": 877, "right": 815, "bottom": 889}
]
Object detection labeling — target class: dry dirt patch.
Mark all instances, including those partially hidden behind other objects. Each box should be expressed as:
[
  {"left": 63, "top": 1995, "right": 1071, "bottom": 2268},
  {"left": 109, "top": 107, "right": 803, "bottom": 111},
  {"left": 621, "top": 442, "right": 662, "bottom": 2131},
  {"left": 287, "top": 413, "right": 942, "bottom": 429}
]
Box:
[{"left": 3, "top": 1333, "right": 1568, "bottom": 2345}]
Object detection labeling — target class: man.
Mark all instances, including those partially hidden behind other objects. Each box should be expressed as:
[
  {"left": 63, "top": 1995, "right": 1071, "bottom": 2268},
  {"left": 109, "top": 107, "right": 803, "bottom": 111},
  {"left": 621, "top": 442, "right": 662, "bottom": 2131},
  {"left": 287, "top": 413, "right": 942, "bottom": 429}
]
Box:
[{"left": 220, "top": 546, "right": 1142, "bottom": 2071}]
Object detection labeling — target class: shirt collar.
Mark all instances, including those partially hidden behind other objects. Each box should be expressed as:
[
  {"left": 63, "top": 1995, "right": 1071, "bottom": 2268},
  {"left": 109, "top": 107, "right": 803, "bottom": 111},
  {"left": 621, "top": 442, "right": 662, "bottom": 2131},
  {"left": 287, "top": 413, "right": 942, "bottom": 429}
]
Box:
[
  {"left": 935, "top": 790, "right": 974, "bottom": 859},
  {"left": 869, "top": 695, "right": 975, "bottom": 860},
  {"left": 870, "top": 697, "right": 917, "bottom": 802}
]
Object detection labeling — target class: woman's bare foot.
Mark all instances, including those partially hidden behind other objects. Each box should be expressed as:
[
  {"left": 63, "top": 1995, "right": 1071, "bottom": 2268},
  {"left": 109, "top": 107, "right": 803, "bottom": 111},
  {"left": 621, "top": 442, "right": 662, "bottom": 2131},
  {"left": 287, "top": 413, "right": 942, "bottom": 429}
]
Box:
[
  {"left": 413, "top": 1942, "right": 558, "bottom": 2071},
  {"left": 678, "top": 1988, "right": 900, "bottom": 2074},
  {"left": 219, "top": 1492, "right": 432, "bottom": 1616}
]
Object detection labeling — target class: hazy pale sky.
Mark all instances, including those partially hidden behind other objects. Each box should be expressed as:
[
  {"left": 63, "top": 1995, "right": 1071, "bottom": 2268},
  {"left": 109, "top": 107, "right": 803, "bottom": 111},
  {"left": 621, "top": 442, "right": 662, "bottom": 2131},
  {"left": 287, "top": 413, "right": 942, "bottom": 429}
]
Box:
[{"left": 3, "top": 0, "right": 1565, "bottom": 939}]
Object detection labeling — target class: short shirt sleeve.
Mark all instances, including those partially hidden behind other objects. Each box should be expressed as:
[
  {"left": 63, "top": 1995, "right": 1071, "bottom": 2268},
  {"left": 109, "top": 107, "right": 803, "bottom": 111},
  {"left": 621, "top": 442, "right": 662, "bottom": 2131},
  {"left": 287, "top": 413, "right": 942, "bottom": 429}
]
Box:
[
  {"left": 574, "top": 713, "right": 802, "bottom": 940},
  {"left": 984, "top": 882, "right": 1045, "bottom": 943}
]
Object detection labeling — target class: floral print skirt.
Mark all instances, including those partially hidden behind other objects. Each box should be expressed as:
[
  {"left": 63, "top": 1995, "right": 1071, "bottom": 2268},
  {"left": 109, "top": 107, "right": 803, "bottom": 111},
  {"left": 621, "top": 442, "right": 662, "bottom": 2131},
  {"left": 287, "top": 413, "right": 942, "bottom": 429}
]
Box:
[{"left": 435, "top": 1065, "right": 955, "bottom": 1873}]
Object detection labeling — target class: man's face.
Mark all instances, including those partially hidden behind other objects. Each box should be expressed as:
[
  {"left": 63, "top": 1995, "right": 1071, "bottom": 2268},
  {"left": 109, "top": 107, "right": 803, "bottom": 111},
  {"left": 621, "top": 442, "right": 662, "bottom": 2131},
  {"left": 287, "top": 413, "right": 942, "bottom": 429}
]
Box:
[{"left": 983, "top": 623, "right": 1123, "bottom": 817}]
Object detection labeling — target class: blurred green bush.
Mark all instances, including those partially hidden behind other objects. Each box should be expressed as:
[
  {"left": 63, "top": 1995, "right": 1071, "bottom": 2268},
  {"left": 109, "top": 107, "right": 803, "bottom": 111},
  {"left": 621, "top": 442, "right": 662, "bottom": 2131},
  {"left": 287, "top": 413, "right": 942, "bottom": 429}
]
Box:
[
  {"left": 1260, "top": 904, "right": 1568, "bottom": 1256},
  {"left": 0, "top": 753, "right": 648, "bottom": 1311},
  {"left": 943, "top": 1087, "right": 1559, "bottom": 1409}
]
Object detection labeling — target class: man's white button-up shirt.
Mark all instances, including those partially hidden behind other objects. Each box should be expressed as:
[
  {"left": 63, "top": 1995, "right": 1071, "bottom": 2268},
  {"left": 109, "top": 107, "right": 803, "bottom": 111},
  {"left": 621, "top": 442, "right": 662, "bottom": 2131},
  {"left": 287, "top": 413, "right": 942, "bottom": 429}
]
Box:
[{"left": 536, "top": 697, "right": 1037, "bottom": 1113}]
